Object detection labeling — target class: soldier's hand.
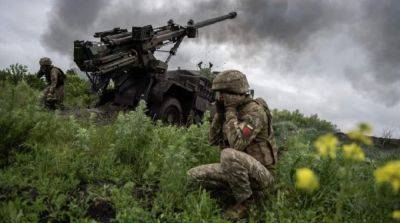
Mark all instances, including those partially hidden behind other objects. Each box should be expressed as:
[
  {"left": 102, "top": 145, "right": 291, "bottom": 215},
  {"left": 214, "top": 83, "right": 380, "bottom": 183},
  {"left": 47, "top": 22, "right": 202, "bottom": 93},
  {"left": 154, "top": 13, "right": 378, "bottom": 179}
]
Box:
[
  {"left": 223, "top": 93, "right": 244, "bottom": 109},
  {"left": 215, "top": 101, "right": 225, "bottom": 114},
  {"left": 46, "top": 92, "right": 56, "bottom": 100}
]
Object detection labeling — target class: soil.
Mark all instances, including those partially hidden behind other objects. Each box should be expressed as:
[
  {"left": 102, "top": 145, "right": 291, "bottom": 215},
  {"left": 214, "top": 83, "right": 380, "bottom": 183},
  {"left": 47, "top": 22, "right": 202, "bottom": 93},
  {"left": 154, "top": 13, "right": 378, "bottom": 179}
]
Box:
[
  {"left": 86, "top": 198, "right": 116, "bottom": 223},
  {"left": 132, "top": 185, "right": 158, "bottom": 210},
  {"left": 59, "top": 104, "right": 123, "bottom": 125}
]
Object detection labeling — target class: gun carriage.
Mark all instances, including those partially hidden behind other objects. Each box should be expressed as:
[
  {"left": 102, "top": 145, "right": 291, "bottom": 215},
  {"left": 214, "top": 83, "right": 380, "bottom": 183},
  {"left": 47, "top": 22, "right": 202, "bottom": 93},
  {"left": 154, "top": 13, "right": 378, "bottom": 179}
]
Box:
[{"left": 74, "top": 12, "right": 237, "bottom": 124}]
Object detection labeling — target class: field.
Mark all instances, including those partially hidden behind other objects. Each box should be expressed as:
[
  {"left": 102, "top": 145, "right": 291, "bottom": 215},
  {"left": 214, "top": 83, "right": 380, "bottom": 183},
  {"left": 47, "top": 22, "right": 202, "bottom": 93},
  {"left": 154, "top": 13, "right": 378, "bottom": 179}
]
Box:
[{"left": 0, "top": 64, "right": 399, "bottom": 222}]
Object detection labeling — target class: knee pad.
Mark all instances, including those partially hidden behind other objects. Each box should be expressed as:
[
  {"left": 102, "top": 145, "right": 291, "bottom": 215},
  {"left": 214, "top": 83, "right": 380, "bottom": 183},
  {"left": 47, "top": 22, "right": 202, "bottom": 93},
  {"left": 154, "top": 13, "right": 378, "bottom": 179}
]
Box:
[
  {"left": 186, "top": 168, "right": 197, "bottom": 179},
  {"left": 221, "top": 148, "right": 237, "bottom": 163}
]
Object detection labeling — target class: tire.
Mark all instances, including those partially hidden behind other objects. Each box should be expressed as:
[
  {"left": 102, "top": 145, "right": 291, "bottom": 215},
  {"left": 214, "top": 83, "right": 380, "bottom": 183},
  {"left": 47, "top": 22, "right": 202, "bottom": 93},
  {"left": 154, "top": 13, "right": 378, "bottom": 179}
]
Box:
[
  {"left": 186, "top": 110, "right": 203, "bottom": 125},
  {"left": 155, "top": 97, "right": 183, "bottom": 125},
  {"left": 97, "top": 89, "right": 115, "bottom": 107}
]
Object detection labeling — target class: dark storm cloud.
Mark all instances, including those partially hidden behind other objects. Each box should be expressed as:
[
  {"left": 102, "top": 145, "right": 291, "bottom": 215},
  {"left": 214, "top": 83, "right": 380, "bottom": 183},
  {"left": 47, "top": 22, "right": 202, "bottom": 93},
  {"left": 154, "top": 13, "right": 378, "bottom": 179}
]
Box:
[
  {"left": 41, "top": 0, "right": 109, "bottom": 54},
  {"left": 362, "top": 0, "right": 400, "bottom": 84},
  {"left": 41, "top": 0, "right": 400, "bottom": 106},
  {"left": 345, "top": 0, "right": 400, "bottom": 107}
]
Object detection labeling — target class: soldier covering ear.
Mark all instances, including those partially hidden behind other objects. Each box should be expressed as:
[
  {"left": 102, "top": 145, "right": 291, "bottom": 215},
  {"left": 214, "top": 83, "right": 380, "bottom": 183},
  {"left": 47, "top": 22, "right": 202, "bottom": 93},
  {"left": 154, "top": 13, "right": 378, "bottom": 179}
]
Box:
[{"left": 187, "top": 70, "right": 278, "bottom": 220}]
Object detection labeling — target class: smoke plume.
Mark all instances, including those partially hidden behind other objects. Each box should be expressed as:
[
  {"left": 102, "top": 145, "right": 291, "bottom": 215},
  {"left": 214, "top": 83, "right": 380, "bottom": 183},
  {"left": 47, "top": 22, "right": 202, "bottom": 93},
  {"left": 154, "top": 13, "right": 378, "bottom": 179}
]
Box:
[
  {"left": 41, "top": 0, "right": 400, "bottom": 106},
  {"left": 41, "top": 0, "right": 109, "bottom": 54}
]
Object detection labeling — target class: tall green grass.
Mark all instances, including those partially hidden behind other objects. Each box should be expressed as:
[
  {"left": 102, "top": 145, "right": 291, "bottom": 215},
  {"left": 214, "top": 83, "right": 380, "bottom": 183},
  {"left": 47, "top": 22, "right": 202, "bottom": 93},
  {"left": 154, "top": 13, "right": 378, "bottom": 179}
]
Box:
[{"left": 0, "top": 66, "right": 399, "bottom": 222}]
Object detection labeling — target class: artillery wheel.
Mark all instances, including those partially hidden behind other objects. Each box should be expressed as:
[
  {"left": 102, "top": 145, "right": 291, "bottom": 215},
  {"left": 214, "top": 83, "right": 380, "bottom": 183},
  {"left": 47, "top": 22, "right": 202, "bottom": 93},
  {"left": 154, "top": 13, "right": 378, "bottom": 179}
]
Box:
[{"left": 155, "top": 97, "right": 183, "bottom": 125}]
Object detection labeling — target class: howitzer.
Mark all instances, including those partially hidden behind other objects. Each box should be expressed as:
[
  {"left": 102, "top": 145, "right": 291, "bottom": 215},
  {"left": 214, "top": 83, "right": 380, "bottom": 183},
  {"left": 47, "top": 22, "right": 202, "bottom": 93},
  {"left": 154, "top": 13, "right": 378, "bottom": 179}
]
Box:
[
  {"left": 73, "top": 12, "right": 237, "bottom": 124},
  {"left": 74, "top": 12, "right": 236, "bottom": 90}
]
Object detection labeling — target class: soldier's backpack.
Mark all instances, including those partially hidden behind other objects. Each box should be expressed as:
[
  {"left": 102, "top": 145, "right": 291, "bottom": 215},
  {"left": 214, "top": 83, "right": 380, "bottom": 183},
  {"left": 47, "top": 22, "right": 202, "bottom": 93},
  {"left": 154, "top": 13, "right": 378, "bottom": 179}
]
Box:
[
  {"left": 253, "top": 97, "right": 279, "bottom": 165},
  {"left": 54, "top": 67, "right": 66, "bottom": 85}
]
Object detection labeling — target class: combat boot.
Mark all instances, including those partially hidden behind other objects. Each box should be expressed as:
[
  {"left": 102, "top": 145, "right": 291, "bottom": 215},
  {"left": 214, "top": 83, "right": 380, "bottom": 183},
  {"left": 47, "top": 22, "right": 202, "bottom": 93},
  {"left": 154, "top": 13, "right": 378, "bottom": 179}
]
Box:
[{"left": 223, "top": 200, "right": 251, "bottom": 220}]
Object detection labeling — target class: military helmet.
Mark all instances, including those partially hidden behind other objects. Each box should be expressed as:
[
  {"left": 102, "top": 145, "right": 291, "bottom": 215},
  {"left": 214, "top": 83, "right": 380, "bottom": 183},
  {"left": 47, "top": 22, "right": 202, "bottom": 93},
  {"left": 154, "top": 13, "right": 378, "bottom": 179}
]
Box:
[
  {"left": 212, "top": 70, "right": 250, "bottom": 94},
  {"left": 39, "top": 57, "right": 52, "bottom": 66}
]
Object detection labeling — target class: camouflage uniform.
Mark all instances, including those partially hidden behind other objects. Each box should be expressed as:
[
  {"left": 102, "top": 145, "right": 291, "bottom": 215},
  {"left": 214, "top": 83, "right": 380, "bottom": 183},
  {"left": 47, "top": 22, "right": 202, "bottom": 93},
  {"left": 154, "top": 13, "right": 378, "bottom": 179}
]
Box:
[
  {"left": 187, "top": 70, "right": 278, "bottom": 204},
  {"left": 37, "top": 57, "right": 65, "bottom": 109}
]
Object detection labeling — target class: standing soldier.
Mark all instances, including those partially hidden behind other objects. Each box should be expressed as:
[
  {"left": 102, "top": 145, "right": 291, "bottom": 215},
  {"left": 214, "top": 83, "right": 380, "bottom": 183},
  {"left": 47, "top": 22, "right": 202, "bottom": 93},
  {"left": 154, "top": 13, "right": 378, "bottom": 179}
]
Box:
[
  {"left": 187, "top": 70, "right": 278, "bottom": 220},
  {"left": 37, "top": 57, "right": 66, "bottom": 109}
]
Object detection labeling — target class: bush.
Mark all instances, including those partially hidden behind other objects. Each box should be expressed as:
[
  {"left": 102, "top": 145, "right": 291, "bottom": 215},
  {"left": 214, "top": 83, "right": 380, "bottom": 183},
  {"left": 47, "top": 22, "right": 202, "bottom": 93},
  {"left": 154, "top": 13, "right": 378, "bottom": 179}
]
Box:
[
  {"left": 273, "top": 109, "right": 337, "bottom": 134},
  {"left": 0, "top": 64, "right": 96, "bottom": 108},
  {"left": 64, "top": 74, "right": 96, "bottom": 108},
  {"left": 0, "top": 64, "right": 46, "bottom": 90},
  {"left": 0, "top": 80, "right": 43, "bottom": 167}
]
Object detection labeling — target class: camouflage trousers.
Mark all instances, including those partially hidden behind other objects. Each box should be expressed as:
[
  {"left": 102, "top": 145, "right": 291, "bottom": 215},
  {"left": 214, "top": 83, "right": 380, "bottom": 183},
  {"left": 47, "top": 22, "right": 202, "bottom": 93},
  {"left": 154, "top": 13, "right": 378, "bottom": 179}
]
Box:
[
  {"left": 43, "top": 85, "right": 64, "bottom": 109},
  {"left": 187, "top": 148, "right": 274, "bottom": 203}
]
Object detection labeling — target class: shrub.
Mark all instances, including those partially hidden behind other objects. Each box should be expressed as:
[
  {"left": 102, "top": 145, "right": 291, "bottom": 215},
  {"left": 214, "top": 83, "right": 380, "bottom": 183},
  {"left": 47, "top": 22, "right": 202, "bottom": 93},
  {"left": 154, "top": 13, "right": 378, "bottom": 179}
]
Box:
[
  {"left": 0, "top": 64, "right": 46, "bottom": 90},
  {"left": 64, "top": 74, "right": 96, "bottom": 108},
  {"left": 0, "top": 81, "right": 43, "bottom": 167}
]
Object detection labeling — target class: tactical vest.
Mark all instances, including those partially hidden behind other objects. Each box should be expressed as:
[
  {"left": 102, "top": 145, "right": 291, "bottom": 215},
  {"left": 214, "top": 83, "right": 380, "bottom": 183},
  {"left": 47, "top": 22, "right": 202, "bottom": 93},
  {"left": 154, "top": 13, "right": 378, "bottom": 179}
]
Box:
[
  {"left": 46, "top": 67, "right": 66, "bottom": 86},
  {"left": 239, "top": 98, "right": 278, "bottom": 168}
]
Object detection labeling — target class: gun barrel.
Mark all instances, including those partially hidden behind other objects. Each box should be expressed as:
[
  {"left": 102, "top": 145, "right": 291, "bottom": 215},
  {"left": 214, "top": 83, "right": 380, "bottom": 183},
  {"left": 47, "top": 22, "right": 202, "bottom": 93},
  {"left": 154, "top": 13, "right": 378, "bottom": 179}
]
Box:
[
  {"left": 103, "top": 32, "right": 132, "bottom": 43},
  {"left": 96, "top": 55, "right": 137, "bottom": 75},
  {"left": 109, "top": 35, "right": 133, "bottom": 46},
  {"left": 94, "top": 27, "right": 128, "bottom": 38},
  {"left": 192, "top": 11, "right": 237, "bottom": 29}
]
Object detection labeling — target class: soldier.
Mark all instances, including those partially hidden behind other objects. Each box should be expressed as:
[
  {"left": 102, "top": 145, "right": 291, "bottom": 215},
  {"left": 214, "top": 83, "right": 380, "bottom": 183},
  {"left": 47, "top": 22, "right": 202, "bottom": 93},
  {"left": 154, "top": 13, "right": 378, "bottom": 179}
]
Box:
[
  {"left": 37, "top": 57, "right": 65, "bottom": 109},
  {"left": 187, "top": 70, "right": 278, "bottom": 220}
]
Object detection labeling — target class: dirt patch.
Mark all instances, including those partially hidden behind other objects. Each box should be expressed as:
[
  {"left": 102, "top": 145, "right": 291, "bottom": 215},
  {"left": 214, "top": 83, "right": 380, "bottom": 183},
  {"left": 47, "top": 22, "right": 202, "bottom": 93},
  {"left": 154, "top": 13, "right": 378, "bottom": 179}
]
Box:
[
  {"left": 86, "top": 198, "right": 116, "bottom": 223},
  {"left": 59, "top": 103, "right": 126, "bottom": 125},
  {"left": 210, "top": 188, "right": 236, "bottom": 210},
  {"left": 132, "top": 185, "right": 158, "bottom": 210},
  {"left": 0, "top": 186, "right": 13, "bottom": 201}
]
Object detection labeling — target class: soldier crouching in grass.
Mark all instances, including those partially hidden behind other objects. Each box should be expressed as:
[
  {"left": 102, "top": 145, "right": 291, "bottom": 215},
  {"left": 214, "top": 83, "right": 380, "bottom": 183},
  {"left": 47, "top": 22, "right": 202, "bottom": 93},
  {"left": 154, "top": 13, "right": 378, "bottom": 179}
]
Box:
[
  {"left": 37, "top": 57, "right": 66, "bottom": 110},
  {"left": 187, "top": 70, "right": 278, "bottom": 220}
]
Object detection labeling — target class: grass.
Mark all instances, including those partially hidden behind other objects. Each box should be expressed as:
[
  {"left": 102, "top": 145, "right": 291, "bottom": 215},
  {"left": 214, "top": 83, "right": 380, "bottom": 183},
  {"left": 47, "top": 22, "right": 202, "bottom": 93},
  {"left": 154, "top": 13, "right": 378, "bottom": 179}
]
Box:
[{"left": 0, "top": 65, "right": 399, "bottom": 222}]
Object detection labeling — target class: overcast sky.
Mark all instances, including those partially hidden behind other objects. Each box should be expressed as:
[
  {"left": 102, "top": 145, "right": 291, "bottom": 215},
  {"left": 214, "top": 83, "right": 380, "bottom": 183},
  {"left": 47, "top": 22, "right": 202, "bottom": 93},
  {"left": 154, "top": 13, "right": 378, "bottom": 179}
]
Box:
[{"left": 1, "top": 0, "right": 400, "bottom": 137}]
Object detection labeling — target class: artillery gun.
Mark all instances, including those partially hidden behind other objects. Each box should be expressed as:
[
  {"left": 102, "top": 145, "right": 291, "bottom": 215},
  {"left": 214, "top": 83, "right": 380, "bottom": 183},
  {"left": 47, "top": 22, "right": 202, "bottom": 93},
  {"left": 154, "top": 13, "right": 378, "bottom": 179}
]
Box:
[{"left": 74, "top": 12, "right": 237, "bottom": 124}]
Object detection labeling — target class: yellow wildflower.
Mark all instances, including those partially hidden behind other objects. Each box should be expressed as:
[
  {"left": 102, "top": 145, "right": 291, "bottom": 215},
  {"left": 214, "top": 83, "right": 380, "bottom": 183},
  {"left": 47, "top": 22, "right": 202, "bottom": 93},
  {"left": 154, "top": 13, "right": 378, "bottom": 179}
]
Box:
[
  {"left": 314, "top": 134, "right": 339, "bottom": 158},
  {"left": 295, "top": 168, "right": 319, "bottom": 193},
  {"left": 342, "top": 143, "right": 365, "bottom": 162},
  {"left": 347, "top": 123, "right": 373, "bottom": 146},
  {"left": 393, "top": 210, "right": 400, "bottom": 220},
  {"left": 374, "top": 161, "right": 400, "bottom": 192}
]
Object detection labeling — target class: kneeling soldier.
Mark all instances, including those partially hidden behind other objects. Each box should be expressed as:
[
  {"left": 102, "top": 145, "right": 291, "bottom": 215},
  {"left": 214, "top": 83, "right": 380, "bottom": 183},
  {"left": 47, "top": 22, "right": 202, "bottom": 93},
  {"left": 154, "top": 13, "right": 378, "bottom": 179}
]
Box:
[
  {"left": 187, "top": 70, "right": 278, "bottom": 220},
  {"left": 37, "top": 57, "right": 65, "bottom": 109}
]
